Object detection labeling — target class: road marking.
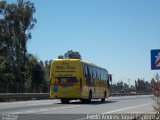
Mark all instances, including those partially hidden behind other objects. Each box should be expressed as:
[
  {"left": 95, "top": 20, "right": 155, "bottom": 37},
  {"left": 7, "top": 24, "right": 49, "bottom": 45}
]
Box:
[
  {"left": 10, "top": 112, "right": 20, "bottom": 114},
  {"left": 27, "top": 103, "right": 53, "bottom": 106},
  {"left": 76, "top": 103, "right": 152, "bottom": 120},
  {"left": 102, "top": 103, "right": 152, "bottom": 114},
  {"left": 24, "top": 110, "right": 35, "bottom": 114},
  {"left": 21, "top": 105, "right": 83, "bottom": 114},
  {"left": 40, "top": 105, "right": 83, "bottom": 113}
]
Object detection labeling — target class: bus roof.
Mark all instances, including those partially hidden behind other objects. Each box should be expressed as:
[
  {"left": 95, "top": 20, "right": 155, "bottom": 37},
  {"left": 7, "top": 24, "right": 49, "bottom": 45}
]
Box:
[{"left": 53, "top": 59, "right": 108, "bottom": 72}]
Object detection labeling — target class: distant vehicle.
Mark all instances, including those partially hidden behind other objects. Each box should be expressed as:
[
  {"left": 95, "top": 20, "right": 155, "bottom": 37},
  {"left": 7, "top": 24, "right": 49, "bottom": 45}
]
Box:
[{"left": 50, "top": 59, "right": 112, "bottom": 103}]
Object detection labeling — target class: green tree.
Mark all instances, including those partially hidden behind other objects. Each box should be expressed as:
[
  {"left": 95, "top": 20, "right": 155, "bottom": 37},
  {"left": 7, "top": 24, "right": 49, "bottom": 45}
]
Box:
[
  {"left": 64, "top": 50, "right": 82, "bottom": 60},
  {"left": 0, "top": 0, "right": 36, "bottom": 92},
  {"left": 130, "top": 85, "right": 136, "bottom": 92},
  {"left": 43, "top": 60, "right": 52, "bottom": 92},
  {"left": 25, "top": 54, "right": 38, "bottom": 92},
  {"left": 116, "top": 81, "right": 124, "bottom": 92},
  {"left": 25, "top": 55, "right": 49, "bottom": 93},
  {"left": 123, "top": 83, "right": 129, "bottom": 93},
  {"left": 135, "top": 79, "right": 145, "bottom": 93},
  {"left": 135, "top": 78, "right": 152, "bottom": 93},
  {"left": 58, "top": 55, "right": 64, "bottom": 59},
  {"left": 32, "top": 62, "right": 45, "bottom": 93},
  {"left": 145, "top": 81, "right": 151, "bottom": 93}
]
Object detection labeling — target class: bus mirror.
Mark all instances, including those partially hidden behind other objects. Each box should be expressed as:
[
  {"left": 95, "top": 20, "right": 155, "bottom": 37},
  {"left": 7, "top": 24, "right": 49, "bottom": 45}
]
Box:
[{"left": 109, "top": 75, "right": 112, "bottom": 82}]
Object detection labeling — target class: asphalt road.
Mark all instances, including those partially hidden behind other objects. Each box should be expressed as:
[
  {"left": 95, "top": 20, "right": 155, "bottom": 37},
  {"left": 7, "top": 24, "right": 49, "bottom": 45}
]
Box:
[{"left": 0, "top": 95, "right": 156, "bottom": 120}]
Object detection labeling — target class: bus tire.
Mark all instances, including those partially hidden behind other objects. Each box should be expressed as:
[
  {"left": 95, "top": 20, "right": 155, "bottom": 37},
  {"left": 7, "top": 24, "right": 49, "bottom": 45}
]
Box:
[
  {"left": 61, "top": 99, "right": 70, "bottom": 104},
  {"left": 101, "top": 91, "right": 106, "bottom": 102},
  {"left": 88, "top": 90, "right": 92, "bottom": 102}
]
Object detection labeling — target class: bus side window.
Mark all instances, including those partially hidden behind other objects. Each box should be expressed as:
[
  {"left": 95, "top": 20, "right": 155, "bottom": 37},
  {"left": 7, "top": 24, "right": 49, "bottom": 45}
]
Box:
[
  {"left": 102, "top": 70, "right": 104, "bottom": 80},
  {"left": 90, "top": 66, "right": 94, "bottom": 79},
  {"left": 105, "top": 72, "right": 108, "bottom": 80},
  {"left": 85, "top": 65, "right": 91, "bottom": 85},
  {"left": 83, "top": 64, "right": 91, "bottom": 86},
  {"left": 104, "top": 70, "right": 107, "bottom": 80},
  {"left": 99, "top": 69, "right": 102, "bottom": 80},
  {"left": 97, "top": 68, "right": 100, "bottom": 80},
  {"left": 87, "top": 65, "right": 91, "bottom": 77},
  {"left": 95, "top": 70, "right": 98, "bottom": 80},
  {"left": 93, "top": 68, "right": 96, "bottom": 79},
  {"left": 91, "top": 66, "right": 95, "bottom": 86},
  {"left": 89, "top": 66, "right": 94, "bottom": 85},
  {"left": 82, "top": 64, "right": 88, "bottom": 77}
]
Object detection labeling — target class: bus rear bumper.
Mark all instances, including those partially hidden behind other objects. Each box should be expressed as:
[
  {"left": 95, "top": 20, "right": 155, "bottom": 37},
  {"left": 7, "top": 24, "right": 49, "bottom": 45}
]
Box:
[{"left": 50, "top": 92, "right": 82, "bottom": 99}]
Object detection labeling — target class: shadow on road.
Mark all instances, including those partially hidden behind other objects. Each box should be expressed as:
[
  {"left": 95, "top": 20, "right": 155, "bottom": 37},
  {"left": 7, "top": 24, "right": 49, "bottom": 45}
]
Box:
[{"left": 57, "top": 100, "right": 117, "bottom": 105}]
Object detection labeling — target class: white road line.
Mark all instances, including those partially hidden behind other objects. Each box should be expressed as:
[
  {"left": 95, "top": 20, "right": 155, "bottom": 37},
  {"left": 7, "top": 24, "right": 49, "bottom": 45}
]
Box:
[
  {"left": 27, "top": 103, "right": 53, "bottom": 106},
  {"left": 40, "top": 105, "right": 83, "bottom": 113},
  {"left": 102, "top": 103, "right": 152, "bottom": 114},
  {"left": 6, "top": 105, "right": 83, "bottom": 115},
  {"left": 24, "top": 110, "right": 35, "bottom": 114},
  {"left": 21, "top": 105, "right": 83, "bottom": 114},
  {"left": 10, "top": 112, "right": 20, "bottom": 114},
  {"left": 76, "top": 103, "right": 152, "bottom": 120}
]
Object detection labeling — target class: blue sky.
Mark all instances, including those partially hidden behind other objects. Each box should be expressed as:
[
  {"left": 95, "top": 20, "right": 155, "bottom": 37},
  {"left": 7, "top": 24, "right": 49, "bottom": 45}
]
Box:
[{"left": 8, "top": 0, "right": 160, "bottom": 84}]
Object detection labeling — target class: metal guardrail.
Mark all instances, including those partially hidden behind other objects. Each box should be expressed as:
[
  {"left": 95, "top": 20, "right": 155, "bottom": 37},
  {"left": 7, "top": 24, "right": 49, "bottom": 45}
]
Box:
[
  {"left": 109, "top": 93, "right": 151, "bottom": 97},
  {"left": 0, "top": 93, "right": 152, "bottom": 102},
  {"left": 0, "top": 93, "right": 50, "bottom": 102}
]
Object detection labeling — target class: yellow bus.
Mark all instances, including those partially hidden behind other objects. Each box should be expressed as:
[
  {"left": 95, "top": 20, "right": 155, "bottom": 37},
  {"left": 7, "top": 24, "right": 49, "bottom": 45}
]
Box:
[{"left": 50, "top": 59, "right": 112, "bottom": 103}]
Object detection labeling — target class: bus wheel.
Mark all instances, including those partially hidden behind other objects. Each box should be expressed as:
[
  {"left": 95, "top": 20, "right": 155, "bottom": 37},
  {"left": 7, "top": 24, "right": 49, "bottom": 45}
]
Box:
[
  {"left": 88, "top": 91, "right": 92, "bottom": 102},
  {"left": 61, "top": 99, "right": 70, "bottom": 104},
  {"left": 101, "top": 98, "right": 105, "bottom": 102},
  {"left": 101, "top": 91, "right": 106, "bottom": 102}
]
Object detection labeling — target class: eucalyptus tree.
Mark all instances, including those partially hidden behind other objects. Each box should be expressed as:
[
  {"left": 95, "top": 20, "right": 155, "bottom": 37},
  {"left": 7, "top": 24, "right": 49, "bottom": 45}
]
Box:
[
  {"left": 0, "top": 0, "right": 36, "bottom": 92},
  {"left": 64, "top": 50, "right": 82, "bottom": 60}
]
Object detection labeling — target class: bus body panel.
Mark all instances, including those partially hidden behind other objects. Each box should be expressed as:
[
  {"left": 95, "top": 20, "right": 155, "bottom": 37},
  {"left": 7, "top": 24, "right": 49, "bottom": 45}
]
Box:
[
  {"left": 50, "top": 59, "right": 83, "bottom": 99},
  {"left": 80, "top": 61, "right": 109, "bottom": 99}
]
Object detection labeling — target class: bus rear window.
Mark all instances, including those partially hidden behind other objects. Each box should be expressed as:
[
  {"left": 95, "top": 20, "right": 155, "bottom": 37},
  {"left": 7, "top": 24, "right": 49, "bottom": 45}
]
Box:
[{"left": 54, "top": 77, "right": 79, "bottom": 86}]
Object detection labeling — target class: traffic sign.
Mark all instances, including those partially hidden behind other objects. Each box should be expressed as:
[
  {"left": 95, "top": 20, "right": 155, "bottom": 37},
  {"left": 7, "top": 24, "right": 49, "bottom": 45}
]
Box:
[{"left": 151, "top": 49, "right": 160, "bottom": 70}]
